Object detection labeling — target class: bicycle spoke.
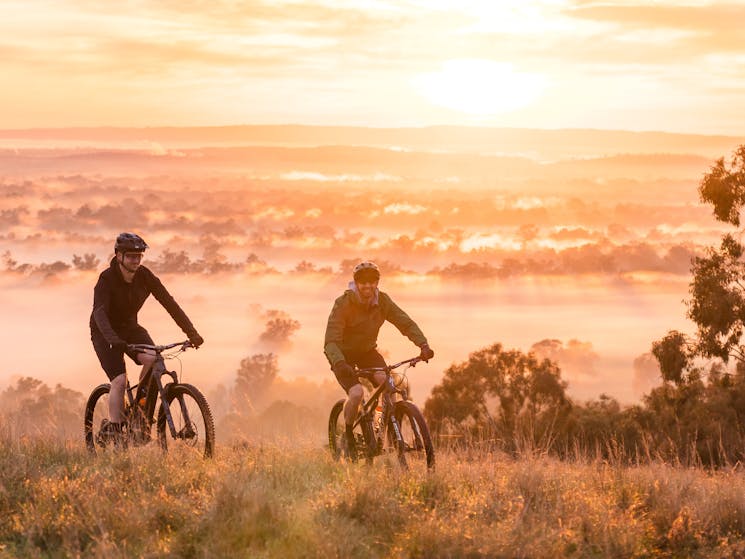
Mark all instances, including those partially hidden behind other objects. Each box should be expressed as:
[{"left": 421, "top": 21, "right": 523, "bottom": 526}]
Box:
[{"left": 158, "top": 383, "right": 215, "bottom": 458}]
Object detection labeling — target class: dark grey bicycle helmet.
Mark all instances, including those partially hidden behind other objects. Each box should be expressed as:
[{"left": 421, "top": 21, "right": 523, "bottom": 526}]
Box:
[
  {"left": 114, "top": 232, "right": 148, "bottom": 253},
  {"left": 353, "top": 261, "right": 380, "bottom": 282}
]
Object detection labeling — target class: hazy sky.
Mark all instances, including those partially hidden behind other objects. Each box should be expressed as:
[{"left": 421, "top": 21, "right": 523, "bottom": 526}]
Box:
[{"left": 4, "top": 0, "right": 745, "bottom": 133}]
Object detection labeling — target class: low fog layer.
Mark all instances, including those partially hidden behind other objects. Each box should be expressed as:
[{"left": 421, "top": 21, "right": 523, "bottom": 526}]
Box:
[{"left": 0, "top": 127, "right": 729, "bottom": 421}]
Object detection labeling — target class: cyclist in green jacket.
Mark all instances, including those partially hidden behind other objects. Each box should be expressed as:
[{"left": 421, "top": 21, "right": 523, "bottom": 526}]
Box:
[{"left": 324, "top": 261, "right": 434, "bottom": 457}]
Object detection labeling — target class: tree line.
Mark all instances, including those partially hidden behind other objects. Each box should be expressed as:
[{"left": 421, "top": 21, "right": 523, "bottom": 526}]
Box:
[
  {"left": 423, "top": 341, "right": 745, "bottom": 466},
  {"left": 424, "top": 146, "right": 745, "bottom": 466}
]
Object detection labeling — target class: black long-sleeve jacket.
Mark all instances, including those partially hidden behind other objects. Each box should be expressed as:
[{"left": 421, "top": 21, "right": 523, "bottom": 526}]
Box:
[{"left": 89, "top": 257, "right": 197, "bottom": 345}]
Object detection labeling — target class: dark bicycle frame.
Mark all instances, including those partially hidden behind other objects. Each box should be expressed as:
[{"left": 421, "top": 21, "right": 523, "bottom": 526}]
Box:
[
  {"left": 85, "top": 338, "right": 216, "bottom": 458},
  {"left": 126, "top": 340, "right": 193, "bottom": 442},
  {"left": 353, "top": 356, "right": 422, "bottom": 459}
]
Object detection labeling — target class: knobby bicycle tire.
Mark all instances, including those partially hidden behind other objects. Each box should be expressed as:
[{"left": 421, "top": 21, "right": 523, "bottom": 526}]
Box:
[
  {"left": 84, "top": 383, "right": 111, "bottom": 454},
  {"left": 157, "top": 383, "right": 215, "bottom": 458},
  {"left": 387, "top": 413, "right": 409, "bottom": 470},
  {"left": 328, "top": 399, "right": 346, "bottom": 459},
  {"left": 394, "top": 400, "right": 435, "bottom": 470}
]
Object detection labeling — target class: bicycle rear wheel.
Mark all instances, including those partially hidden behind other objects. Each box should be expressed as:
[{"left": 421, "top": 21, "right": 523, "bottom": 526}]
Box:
[
  {"left": 394, "top": 401, "right": 435, "bottom": 471},
  {"left": 157, "top": 383, "right": 215, "bottom": 458},
  {"left": 328, "top": 400, "right": 346, "bottom": 459},
  {"left": 328, "top": 399, "right": 372, "bottom": 463},
  {"left": 84, "top": 383, "right": 111, "bottom": 454}
]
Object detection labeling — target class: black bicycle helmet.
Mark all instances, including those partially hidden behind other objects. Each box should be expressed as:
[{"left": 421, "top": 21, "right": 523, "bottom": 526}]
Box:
[
  {"left": 114, "top": 232, "right": 148, "bottom": 253},
  {"left": 353, "top": 261, "right": 380, "bottom": 282}
]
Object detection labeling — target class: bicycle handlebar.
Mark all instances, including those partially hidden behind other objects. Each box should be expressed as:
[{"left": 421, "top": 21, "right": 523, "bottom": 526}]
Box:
[
  {"left": 355, "top": 356, "right": 424, "bottom": 375},
  {"left": 128, "top": 340, "right": 192, "bottom": 353}
]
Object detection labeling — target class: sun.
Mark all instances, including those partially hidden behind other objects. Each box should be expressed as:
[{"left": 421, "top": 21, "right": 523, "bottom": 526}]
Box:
[{"left": 414, "top": 58, "right": 547, "bottom": 117}]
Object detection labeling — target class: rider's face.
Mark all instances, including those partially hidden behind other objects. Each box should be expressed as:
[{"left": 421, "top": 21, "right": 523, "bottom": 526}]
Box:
[
  {"left": 117, "top": 251, "right": 143, "bottom": 273},
  {"left": 355, "top": 278, "right": 378, "bottom": 300}
]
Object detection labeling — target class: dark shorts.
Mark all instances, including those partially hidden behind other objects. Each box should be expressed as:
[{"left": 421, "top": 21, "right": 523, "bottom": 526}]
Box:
[
  {"left": 91, "top": 325, "right": 154, "bottom": 380},
  {"left": 333, "top": 348, "right": 387, "bottom": 393}
]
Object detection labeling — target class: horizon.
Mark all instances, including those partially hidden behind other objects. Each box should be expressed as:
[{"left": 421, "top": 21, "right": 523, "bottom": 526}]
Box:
[
  {"left": 0, "top": 122, "right": 742, "bottom": 137},
  {"left": 1, "top": 123, "right": 740, "bottom": 164}
]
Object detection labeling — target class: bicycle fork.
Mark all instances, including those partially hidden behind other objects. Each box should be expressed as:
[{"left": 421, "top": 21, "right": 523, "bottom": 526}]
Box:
[{"left": 150, "top": 361, "right": 189, "bottom": 439}]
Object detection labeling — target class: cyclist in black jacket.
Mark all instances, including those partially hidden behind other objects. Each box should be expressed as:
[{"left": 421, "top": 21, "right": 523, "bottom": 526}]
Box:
[{"left": 90, "top": 232, "right": 204, "bottom": 434}]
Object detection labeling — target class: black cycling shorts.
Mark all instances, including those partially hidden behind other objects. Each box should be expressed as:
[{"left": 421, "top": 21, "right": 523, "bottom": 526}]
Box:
[
  {"left": 333, "top": 348, "right": 387, "bottom": 392},
  {"left": 91, "top": 325, "right": 154, "bottom": 380}
]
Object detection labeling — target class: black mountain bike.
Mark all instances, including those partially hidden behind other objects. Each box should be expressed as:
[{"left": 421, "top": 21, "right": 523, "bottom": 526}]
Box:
[
  {"left": 84, "top": 340, "right": 215, "bottom": 458},
  {"left": 328, "top": 356, "right": 435, "bottom": 471}
]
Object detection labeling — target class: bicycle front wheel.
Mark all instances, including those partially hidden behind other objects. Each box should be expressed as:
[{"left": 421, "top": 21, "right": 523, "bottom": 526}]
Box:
[
  {"left": 394, "top": 401, "right": 435, "bottom": 471},
  {"left": 84, "top": 383, "right": 111, "bottom": 454},
  {"left": 157, "top": 383, "right": 215, "bottom": 458}
]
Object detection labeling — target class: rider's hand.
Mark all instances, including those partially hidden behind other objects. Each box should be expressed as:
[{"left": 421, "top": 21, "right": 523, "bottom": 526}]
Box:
[
  {"left": 419, "top": 343, "right": 434, "bottom": 362},
  {"left": 332, "top": 360, "right": 355, "bottom": 377},
  {"left": 188, "top": 331, "right": 204, "bottom": 349}
]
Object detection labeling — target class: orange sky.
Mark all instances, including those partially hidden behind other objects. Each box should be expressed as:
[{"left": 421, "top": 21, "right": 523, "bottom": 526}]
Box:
[{"left": 4, "top": 0, "right": 745, "bottom": 133}]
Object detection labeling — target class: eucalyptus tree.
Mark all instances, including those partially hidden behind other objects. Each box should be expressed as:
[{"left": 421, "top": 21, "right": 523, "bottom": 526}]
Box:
[{"left": 654, "top": 146, "right": 745, "bottom": 381}]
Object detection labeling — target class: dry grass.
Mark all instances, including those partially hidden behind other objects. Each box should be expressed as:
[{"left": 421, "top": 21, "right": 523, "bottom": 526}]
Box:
[{"left": 2, "top": 436, "right": 745, "bottom": 558}]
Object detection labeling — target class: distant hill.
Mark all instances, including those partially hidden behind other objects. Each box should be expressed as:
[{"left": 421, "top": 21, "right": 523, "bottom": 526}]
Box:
[
  {"left": 0, "top": 125, "right": 741, "bottom": 160},
  {"left": 0, "top": 144, "right": 714, "bottom": 182}
]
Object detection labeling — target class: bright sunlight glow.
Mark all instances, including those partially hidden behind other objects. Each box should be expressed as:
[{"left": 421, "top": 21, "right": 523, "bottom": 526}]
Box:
[{"left": 414, "top": 59, "right": 547, "bottom": 116}]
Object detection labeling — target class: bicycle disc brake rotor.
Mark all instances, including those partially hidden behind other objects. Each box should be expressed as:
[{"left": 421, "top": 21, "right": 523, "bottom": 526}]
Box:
[{"left": 176, "top": 420, "right": 198, "bottom": 444}]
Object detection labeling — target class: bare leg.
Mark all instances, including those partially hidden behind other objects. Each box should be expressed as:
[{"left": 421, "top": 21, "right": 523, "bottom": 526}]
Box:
[
  {"left": 109, "top": 373, "right": 127, "bottom": 423},
  {"left": 344, "top": 384, "right": 364, "bottom": 425},
  {"left": 137, "top": 351, "right": 157, "bottom": 385}
]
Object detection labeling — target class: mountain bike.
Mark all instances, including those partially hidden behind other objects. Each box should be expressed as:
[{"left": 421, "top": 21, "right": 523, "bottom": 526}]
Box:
[
  {"left": 84, "top": 340, "right": 215, "bottom": 458},
  {"left": 328, "top": 356, "right": 435, "bottom": 471}
]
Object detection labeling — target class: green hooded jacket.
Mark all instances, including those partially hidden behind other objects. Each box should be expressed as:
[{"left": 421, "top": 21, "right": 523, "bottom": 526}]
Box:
[{"left": 324, "top": 287, "right": 427, "bottom": 366}]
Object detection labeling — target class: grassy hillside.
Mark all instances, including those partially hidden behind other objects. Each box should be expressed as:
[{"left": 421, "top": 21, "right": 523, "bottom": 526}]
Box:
[{"left": 3, "top": 436, "right": 745, "bottom": 558}]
